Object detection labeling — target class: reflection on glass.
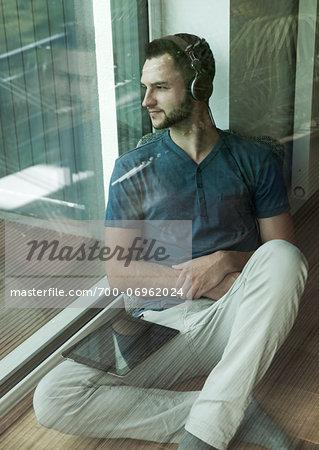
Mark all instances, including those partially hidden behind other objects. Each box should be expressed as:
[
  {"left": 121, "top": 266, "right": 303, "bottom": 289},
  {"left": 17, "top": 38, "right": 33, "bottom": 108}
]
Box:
[
  {"left": 0, "top": 0, "right": 105, "bottom": 359},
  {"left": 0, "top": 0, "right": 103, "bottom": 221},
  {"left": 230, "top": 0, "right": 318, "bottom": 195},
  {"left": 111, "top": 0, "right": 150, "bottom": 154}
]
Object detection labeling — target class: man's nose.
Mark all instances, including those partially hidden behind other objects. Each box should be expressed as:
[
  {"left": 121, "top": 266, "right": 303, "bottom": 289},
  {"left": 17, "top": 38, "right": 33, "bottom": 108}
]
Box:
[{"left": 142, "top": 89, "right": 156, "bottom": 108}]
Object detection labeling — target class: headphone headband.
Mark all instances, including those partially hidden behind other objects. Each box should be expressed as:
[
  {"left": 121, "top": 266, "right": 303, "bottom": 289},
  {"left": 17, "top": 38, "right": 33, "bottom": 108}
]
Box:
[
  {"left": 160, "top": 34, "right": 213, "bottom": 102},
  {"left": 161, "top": 35, "right": 189, "bottom": 51},
  {"left": 161, "top": 35, "right": 204, "bottom": 71}
]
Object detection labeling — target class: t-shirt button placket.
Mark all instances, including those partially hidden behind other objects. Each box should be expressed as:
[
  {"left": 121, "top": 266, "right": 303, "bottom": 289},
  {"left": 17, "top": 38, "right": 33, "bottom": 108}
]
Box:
[{"left": 196, "top": 168, "right": 207, "bottom": 217}]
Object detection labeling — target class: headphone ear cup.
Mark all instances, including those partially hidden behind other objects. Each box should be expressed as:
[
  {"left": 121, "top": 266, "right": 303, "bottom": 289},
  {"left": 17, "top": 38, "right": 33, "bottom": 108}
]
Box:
[{"left": 190, "top": 73, "right": 213, "bottom": 102}]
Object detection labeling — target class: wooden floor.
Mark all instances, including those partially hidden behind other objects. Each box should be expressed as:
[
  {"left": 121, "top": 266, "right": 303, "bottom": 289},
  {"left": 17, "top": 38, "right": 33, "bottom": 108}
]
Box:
[{"left": 1, "top": 192, "right": 319, "bottom": 449}]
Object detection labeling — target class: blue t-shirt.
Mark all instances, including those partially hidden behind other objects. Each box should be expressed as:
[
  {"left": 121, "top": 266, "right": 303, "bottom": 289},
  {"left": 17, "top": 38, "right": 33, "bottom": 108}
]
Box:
[{"left": 105, "top": 129, "right": 290, "bottom": 256}]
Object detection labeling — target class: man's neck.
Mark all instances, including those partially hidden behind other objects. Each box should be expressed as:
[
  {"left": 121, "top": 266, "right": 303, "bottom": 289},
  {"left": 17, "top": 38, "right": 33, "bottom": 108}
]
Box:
[{"left": 169, "top": 106, "right": 219, "bottom": 164}]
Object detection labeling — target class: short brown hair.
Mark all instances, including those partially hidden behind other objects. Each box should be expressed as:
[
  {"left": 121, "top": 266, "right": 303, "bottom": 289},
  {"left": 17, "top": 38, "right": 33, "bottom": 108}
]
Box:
[{"left": 145, "top": 33, "right": 216, "bottom": 86}]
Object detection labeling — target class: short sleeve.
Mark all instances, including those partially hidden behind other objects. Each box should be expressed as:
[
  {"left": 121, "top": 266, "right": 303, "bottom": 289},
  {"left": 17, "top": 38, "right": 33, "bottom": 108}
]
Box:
[
  {"left": 105, "top": 158, "right": 144, "bottom": 223},
  {"left": 253, "top": 149, "right": 290, "bottom": 218}
]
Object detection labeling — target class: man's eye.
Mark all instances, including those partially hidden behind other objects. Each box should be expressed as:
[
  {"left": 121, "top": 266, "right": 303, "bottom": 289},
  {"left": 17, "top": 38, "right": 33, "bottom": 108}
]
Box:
[{"left": 156, "top": 85, "right": 167, "bottom": 90}]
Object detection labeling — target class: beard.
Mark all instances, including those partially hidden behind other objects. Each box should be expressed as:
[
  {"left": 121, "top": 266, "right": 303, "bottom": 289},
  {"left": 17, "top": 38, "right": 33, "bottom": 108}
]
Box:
[{"left": 151, "top": 93, "right": 193, "bottom": 129}]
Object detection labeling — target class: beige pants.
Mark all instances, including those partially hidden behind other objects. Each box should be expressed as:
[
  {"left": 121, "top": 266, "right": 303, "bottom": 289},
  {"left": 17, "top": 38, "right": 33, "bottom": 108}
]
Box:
[{"left": 33, "top": 240, "right": 308, "bottom": 449}]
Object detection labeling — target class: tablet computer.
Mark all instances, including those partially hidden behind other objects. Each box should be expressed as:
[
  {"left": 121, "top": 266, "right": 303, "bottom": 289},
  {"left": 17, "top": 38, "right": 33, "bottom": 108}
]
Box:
[{"left": 62, "top": 310, "right": 179, "bottom": 376}]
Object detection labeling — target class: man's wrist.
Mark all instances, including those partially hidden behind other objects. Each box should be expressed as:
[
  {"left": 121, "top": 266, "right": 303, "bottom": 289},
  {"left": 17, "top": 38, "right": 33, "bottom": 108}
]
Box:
[
  {"left": 205, "top": 271, "right": 241, "bottom": 300},
  {"left": 207, "top": 250, "right": 254, "bottom": 273},
  {"left": 207, "top": 250, "right": 235, "bottom": 272}
]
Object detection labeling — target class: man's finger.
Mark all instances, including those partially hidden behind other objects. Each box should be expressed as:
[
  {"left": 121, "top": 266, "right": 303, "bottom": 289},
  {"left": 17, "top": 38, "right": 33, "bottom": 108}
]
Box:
[
  {"left": 179, "top": 276, "right": 193, "bottom": 299},
  {"left": 185, "top": 284, "right": 195, "bottom": 300},
  {"left": 175, "top": 269, "right": 187, "bottom": 291}
]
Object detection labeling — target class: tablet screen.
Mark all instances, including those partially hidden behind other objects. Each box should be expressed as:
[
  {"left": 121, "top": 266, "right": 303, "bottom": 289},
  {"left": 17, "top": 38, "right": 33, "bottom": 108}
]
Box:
[{"left": 62, "top": 310, "right": 179, "bottom": 376}]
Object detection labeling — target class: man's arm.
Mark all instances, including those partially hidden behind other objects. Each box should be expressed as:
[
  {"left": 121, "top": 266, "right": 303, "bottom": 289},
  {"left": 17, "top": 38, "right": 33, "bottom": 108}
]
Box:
[
  {"left": 258, "top": 211, "right": 294, "bottom": 245},
  {"left": 173, "top": 211, "right": 295, "bottom": 300},
  {"left": 104, "top": 227, "right": 244, "bottom": 300},
  {"left": 105, "top": 212, "right": 294, "bottom": 301},
  {"left": 104, "top": 227, "right": 182, "bottom": 294}
]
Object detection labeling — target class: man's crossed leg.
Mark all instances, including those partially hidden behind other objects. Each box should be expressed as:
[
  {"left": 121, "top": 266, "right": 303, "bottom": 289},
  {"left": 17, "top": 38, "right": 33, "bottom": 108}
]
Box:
[{"left": 33, "top": 240, "right": 308, "bottom": 450}]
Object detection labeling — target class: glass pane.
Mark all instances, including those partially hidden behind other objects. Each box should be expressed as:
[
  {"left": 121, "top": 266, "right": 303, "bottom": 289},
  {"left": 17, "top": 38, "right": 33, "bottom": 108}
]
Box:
[
  {"left": 0, "top": 0, "right": 105, "bottom": 358},
  {"left": 110, "top": 0, "right": 150, "bottom": 154},
  {"left": 0, "top": 0, "right": 104, "bottom": 221},
  {"left": 230, "top": 0, "right": 299, "bottom": 187}
]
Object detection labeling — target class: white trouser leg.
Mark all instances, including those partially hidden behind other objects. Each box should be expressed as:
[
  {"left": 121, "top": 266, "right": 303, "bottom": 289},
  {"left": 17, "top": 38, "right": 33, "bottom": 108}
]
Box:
[
  {"left": 33, "top": 240, "right": 307, "bottom": 448},
  {"left": 33, "top": 303, "right": 202, "bottom": 443},
  {"left": 185, "top": 240, "right": 308, "bottom": 449},
  {"left": 33, "top": 359, "right": 198, "bottom": 442}
]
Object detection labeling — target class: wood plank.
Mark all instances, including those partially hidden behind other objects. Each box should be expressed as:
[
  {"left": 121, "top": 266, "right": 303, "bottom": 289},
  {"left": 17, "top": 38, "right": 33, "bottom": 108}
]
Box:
[
  {"left": 255, "top": 384, "right": 319, "bottom": 443},
  {"left": 0, "top": 403, "right": 176, "bottom": 449}
]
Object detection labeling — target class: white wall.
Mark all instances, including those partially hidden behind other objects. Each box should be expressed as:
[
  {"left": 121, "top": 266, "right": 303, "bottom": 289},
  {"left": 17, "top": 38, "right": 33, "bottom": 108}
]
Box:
[{"left": 158, "top": 0, "right": 230, "bottom": 130}]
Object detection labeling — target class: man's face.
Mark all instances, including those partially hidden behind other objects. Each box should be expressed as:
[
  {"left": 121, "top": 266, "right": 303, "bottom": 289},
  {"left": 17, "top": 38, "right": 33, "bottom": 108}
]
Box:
[{"left": 140, "top": 54, "right": 193, "bottom": 129}]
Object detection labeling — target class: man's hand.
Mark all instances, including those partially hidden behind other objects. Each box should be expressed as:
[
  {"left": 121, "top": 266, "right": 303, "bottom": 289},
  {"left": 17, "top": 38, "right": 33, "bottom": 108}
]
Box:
[
  {"left": 205, "top": 271, "right": 241, "bottom": 300},
  {"left": 172, "top": 251, "right": 253, "bottom": 300},
  {"left": 172, "top": 251, "right": 231, "bottom": 299}
]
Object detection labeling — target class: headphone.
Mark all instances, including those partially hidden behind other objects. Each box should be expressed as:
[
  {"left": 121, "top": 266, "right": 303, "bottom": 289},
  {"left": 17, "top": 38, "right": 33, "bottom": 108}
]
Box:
[{"left": 162, "top": 35, "right": 213, "bottom": 102}]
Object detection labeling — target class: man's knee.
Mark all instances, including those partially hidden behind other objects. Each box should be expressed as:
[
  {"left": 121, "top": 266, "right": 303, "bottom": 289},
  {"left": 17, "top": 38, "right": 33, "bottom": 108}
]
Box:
[
  {"left": 33, "top": 362, "right": 72, "bottom": 430},
  {"left": 242, "top": 240, "right": 308, "bottom": 327},
  {"left": 33, "top": 367, "right": 60, "bottom": 429},
  {"left": 260, "top": 238, "right": 305, "bottom": 259},
  {"left": 250, "top": 239, "right": 308, "bottom": 288},
  {"left": 33, "top": 360, "right": 96, "bottom": 432}
]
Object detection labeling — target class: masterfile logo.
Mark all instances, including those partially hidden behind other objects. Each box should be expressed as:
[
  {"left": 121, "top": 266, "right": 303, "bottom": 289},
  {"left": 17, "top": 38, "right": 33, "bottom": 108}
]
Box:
[
  {"left": 5, "top": 219, "right": 192, "bottom": 308},
  {"left": 25, "top": 237, "right": 170, "bottom": 267}
]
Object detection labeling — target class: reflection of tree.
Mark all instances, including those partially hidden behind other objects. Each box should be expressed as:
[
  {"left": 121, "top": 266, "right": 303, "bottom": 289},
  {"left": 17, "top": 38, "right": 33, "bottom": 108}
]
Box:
[{"left": 230, "top": 0, "right": 317, "bottom": 139}]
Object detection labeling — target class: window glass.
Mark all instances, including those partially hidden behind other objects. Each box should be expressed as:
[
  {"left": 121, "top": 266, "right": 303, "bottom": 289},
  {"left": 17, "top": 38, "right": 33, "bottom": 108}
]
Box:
[
  {"left": 230, "top": 1, "right": 299, "bottom": 138},
  {"left": 0, "top": 0, "right": 102, "bottom": 360},
  {"left": 229, "top": 0, "right": 319, "bottom": 197},
  {"left": 229, "top": 0, "right": 299, "bottom": 186},
  {"left": 0, "top": 0, "right": 104, "bottom": 221},
  {"left": 111, "top": 0, "right": 150, "bottom": 154},
  {"left": 0, "top": 0, "right": 149, "bottom": 366}
]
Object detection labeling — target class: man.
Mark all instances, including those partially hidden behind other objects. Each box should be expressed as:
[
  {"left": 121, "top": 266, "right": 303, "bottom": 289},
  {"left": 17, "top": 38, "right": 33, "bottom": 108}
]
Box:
[{"left": 34, "top": 34, "right": 308, "bottom": 450}]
